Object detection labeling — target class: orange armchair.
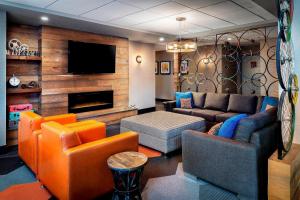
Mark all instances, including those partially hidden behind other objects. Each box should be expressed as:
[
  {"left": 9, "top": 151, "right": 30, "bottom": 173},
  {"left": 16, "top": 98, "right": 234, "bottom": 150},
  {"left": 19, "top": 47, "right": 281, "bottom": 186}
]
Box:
[
  {"left": 38, "top": 121, "right": 138, "bottom": 200},
  {"left": 18, "top": 111, "right": 78, "bottom": 174}
]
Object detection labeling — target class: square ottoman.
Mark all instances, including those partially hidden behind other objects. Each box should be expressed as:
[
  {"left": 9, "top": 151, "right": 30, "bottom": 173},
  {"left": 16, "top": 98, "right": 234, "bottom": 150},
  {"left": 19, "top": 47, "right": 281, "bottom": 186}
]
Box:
[{"left": 120, "top": 111, "right": 205, "bottom": 153}]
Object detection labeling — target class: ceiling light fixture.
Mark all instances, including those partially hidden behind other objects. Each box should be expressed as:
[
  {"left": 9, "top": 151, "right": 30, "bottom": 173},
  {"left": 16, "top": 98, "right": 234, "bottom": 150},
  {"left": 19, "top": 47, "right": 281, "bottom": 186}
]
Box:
[
  {"left": 227, "top": 37, "right": 232, "bottom": 41},
  {"left": 41, "top": 16, "right": 49, "bottom": 22},
  {"left": 166, "top": 17, "right": 197, "bottom": 53},
  {"left": 159, "top": 37, "right": 165, "bottom": 42}
]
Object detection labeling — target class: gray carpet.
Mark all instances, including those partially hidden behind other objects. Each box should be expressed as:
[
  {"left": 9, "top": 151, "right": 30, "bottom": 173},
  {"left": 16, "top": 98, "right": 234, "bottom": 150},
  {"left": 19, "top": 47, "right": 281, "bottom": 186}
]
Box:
[
  {"left": 142, "top": 163, "right": 239, "bottom": 200},
  {"left": 0, "top": 166, "right": 35, "bottom": 191}
]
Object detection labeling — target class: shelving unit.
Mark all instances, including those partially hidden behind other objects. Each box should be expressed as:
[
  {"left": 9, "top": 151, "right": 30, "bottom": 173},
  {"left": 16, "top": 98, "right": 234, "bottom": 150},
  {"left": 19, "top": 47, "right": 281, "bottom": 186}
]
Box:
[
  {"left": 6, "top": 24, "right": 41, "bottom": 146},
  {"left": 7, "top": 55, "right": 41, "bottom": 61},
  {"left": 7, "top": 88, "right": 42, "bottom": 94}
]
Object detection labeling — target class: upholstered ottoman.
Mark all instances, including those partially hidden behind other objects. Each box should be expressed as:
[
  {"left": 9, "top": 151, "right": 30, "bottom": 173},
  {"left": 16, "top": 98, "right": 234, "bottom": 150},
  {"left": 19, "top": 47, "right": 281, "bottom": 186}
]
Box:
[{"left": 120, "top": 111, "right": 205, "bottom": 153}]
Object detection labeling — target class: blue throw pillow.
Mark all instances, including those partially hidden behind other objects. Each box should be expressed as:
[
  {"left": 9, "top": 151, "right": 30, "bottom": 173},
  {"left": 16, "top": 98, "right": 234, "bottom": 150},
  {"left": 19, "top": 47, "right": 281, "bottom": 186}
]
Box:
[
  {"left": 218, "top": 114, "right": 248, "bottom": 139},
  {"left": 175, "top": 92, "right": 193, "bottom": 108},
  {"left": 260, "top": 96, "right": 278, "bottom": 111}
]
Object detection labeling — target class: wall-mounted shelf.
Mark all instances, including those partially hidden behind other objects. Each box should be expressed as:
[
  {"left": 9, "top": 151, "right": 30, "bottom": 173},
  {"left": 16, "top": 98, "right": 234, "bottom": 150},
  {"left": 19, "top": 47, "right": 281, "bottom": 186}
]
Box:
[
  {"left": 6, "top": 55, "right": 41, "bottom": 61},
  {"left": 7, "top": 88, "right": 42, "bottom": 94}
]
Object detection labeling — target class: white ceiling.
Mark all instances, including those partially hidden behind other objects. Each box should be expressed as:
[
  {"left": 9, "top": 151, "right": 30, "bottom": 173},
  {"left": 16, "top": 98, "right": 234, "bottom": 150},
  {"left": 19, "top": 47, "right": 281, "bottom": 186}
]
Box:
[{"left": 3, "top": 0, "right": 276, "bottom": 37}]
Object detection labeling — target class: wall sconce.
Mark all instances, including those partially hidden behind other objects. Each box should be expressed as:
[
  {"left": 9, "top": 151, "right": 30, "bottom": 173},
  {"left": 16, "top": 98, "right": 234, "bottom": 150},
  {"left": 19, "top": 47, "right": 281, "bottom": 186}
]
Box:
[
  {"left": 136, "top": 55, "right": 142, "bottom": 64},
  {"left": 202, "top": 58, "right": 210, "bottom": 65}
]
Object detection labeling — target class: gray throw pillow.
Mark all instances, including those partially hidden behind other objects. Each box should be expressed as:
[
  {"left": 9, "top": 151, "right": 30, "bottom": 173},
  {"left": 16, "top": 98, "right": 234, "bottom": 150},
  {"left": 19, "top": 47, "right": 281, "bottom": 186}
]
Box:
[
  {"left": 204, "top": 93, "right": 229, "bottom": 112},
  {"left": 192, "top": 92, "right": 206, "bottom": 108},
  {"left": 234, "top": 107, "right": 277, "bottom": 142},
  {"left": 227, "top": 94, "right": 258, "bottom": 114}
]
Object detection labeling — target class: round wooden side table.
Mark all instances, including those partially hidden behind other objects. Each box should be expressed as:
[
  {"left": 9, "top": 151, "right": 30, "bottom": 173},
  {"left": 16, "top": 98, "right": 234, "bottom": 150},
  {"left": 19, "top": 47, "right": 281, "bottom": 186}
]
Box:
[{"left": 107, "top": 151, "right": 148, "bottom": 200}]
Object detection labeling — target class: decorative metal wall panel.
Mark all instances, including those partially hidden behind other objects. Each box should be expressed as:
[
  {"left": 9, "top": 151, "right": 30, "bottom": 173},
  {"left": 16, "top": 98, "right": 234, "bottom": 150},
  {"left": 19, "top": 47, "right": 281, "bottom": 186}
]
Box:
[{"left": 178, "top": 26, "right": 278, "bottom": 97}]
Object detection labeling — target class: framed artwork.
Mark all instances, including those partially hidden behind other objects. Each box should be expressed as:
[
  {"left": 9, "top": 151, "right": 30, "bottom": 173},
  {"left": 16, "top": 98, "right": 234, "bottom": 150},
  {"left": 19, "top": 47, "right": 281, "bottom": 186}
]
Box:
[
  {"left": 160, "top": 61, "right": 171, "bottom": 75},
  {"left": 180, "top": 60, "right": 189, "bottom": 74},
  {"left": 155, "top": 62, "right": 159, "bottom": 75}
]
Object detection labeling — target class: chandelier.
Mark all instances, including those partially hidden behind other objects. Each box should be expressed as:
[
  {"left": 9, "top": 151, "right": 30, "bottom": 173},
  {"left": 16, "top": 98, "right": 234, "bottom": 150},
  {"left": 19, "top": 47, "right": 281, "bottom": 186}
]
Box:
[{"left": 166, "top": 17, "right": 197, "bottom": 53}]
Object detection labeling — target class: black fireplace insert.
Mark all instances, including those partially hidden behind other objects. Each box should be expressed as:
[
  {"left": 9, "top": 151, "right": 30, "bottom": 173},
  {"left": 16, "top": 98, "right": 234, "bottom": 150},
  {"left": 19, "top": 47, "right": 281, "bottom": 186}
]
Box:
[{"left": 68, "top": 91, "right": 113, "bottom": 113}]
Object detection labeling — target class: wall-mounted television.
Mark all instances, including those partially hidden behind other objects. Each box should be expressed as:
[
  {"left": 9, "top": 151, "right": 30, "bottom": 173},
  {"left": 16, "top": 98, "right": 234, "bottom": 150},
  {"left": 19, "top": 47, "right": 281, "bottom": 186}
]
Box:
[{"left": 68, "top": 41, "right": 116, "bottom": 74}]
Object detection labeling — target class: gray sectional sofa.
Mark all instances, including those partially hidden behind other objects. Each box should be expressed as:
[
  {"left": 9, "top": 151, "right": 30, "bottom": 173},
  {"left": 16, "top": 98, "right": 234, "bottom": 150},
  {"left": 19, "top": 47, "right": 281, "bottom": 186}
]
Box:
[
  {"left": 182, "top": 107, "right": 279, "bottom": 200},
  {"left": 163, "top": 92, "right": 265, "bottom": 129},
  {"left": 163, "top": 92, "right": 279, "bottom": 199}
]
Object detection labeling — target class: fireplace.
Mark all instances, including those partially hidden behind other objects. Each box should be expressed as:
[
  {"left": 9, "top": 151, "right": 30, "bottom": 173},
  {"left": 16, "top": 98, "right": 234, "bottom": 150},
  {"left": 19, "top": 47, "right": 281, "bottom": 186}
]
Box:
[{"left": 68, "top": 91, "right": 113, "bottom": 113}]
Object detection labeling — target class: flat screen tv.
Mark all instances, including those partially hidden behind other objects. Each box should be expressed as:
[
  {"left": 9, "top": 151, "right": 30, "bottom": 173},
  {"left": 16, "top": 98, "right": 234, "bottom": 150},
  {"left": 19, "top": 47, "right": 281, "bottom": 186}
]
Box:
[{"left": 68, "top": 41, "right": 116, "bottom": 74}]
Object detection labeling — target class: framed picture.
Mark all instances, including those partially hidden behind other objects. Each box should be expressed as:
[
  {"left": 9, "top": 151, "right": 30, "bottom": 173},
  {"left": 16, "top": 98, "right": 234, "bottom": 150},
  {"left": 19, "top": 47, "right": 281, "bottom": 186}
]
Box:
[
  {"left": 180, "top": 60, "right": 189, "bottom": 74},
  {"left": 160, "top": 61, "right": 171, "bottom": 75},
  {"left": 155, "top": 61, "right": 159, "bottom": 75}
]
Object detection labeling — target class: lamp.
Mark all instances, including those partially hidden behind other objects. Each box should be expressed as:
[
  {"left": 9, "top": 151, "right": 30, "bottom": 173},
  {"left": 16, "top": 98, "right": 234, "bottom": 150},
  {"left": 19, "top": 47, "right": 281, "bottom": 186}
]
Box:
[
  {"left": 166, "top": 17, "right": 197, "bottom": 53},
  {"left": 202, "top": 58, "right": 210, "bottom": 64},
  {"left": 136, "top": 55, "right": 142, "bottom": 64}
]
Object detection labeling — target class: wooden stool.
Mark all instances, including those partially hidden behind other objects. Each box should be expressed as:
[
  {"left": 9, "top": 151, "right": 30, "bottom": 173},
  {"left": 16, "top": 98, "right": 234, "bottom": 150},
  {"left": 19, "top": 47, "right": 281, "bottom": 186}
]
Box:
[
  {"left": 107, "top": 151, "right": 148, "bottom": 200},
  {"left": 268, "top": 144, "right": 300, "bottom": 200}
]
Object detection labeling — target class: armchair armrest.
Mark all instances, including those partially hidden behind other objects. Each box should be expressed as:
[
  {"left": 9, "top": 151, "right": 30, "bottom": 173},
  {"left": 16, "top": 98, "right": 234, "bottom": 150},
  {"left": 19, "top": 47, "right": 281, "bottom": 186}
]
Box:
[
  {"left": 182, "top": 130, "right": 259, "bottom": 199},
  {"left": 64, "top": 132, "right": 139, "bottom": 199},
  {"left": 162, "top": 100, "right": 176, "bottom": 112},
  {"left": 43, "top": 113, "right": 77, "bottom": 125}
]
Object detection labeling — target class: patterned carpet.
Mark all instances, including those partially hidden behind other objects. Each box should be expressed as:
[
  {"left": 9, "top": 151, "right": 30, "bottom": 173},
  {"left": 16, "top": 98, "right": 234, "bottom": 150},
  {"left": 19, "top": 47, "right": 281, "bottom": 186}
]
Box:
[{"left": 142, "top": 163, "right": 238, "bottom": 200}]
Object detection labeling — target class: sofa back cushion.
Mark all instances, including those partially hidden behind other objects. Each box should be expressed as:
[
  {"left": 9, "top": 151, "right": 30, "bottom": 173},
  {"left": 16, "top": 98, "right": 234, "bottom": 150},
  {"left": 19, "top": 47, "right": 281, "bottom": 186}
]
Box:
[
  {"left": 175, "top": 92, "right": 193, "bottom": 108},
  {"left": 234, "top": 107, "right": 277, "bottom": 142},
  {"left": 192, "top": 92, "right": 206, "bottom": 108},
  {"left": 204, "top": 93, "right": 229, "bottom": 111},
  {"left": 227, "top": 94, "right": 257, "bottom": 114}
]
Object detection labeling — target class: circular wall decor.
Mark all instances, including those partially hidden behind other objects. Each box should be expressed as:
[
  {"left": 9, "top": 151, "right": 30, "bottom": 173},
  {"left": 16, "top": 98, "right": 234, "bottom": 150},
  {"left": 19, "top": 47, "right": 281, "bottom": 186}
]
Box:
[
  {"left": 278, "top": 91, "right": 295, "bottom": 159},
  {"left": 276, "top": 0, "right": 298, "bottom": 159}
]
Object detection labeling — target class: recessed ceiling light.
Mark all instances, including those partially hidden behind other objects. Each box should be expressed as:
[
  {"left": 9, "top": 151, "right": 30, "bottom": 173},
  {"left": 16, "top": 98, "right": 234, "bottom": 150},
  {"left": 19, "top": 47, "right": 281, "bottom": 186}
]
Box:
[
  {"left": 159, "top": 37, "right": 165, "bottom": 42},
  {"left": 227, "top": 37, "right": 232, "bottom": 41},
  {"left": 41, "top": 16, "right": 49, "bottom": 22}
]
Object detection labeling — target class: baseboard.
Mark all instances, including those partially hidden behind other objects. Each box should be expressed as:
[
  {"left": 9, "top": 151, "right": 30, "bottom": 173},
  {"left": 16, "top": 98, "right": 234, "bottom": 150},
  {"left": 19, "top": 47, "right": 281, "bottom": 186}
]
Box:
[
  {"left": 0, "top": 145, "right": 18, "bottom": 155},
  {"left": 138, "top": 107, "right": 156, "bottom": 114},
  {"left": 155, "top": 98, "right": 173, "bottom": 102}
]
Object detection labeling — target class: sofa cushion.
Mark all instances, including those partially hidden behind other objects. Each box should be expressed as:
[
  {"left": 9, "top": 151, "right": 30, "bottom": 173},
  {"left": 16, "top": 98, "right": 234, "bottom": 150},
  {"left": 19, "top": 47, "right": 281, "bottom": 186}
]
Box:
[
  {"left": 192, "top": 109, "right": 224, "bottom": 122},
  {"left": 207, "top": 122, "right": 223, "bottom": 135},
  {"left": 260, "top": 96, "right": 278, "bottom": 111},
  {"left": 227, "top": 94, "right": 257, "bottom": 114},
  {"left": 173, "top": 108, "right": 193, "bottom": 115},
  {"left": 204, "top": 93, "right": 229, "bottom": 112},
  {"left": 234, "top": 107, "right": 277, "bottom": 142},
  {"left": 215, "top": 112, "right": 240, "bottom": 122},
  {"left": 180, "top": 98, "right": 192, "bottom": 109},
  {"left": 175, "top": 92, "right": 193, "bottom": 108},
  {"left": 61, "top": 131, "right": 82, "bottom": 150},
  {"left": 192, "top": 92, "right": 206, "bottom": 108},
  {"left": 218, "top": 114, "right": 248, "bottom": 139}
]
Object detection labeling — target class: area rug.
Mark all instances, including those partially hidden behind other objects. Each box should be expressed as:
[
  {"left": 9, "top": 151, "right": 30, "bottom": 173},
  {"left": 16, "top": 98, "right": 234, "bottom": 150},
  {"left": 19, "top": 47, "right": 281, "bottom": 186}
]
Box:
[
  {"left": 0, "top": 182, "right": 51, "bottom": 200},
  {"left": 138, "top": 145, "right": 162, "bottom": 158},
  {"left": 0, "top": 166, "right": 35, "bottom": 191},
  {"left": 142, "top": 163, "right": 238, "bottom": 200}
]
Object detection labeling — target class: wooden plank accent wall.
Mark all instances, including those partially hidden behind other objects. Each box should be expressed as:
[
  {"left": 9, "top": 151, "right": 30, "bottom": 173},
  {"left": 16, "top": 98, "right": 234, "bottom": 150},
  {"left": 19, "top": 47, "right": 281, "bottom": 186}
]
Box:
[{"left": 40, "top": 26, "right": 130, "bottom": 117}]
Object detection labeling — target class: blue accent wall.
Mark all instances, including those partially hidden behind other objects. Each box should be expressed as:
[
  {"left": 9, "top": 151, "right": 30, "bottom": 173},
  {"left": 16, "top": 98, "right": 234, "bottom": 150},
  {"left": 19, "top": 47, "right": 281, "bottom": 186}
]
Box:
[{"left": 0, "top": 11, "right": 6, "bottom": 146}]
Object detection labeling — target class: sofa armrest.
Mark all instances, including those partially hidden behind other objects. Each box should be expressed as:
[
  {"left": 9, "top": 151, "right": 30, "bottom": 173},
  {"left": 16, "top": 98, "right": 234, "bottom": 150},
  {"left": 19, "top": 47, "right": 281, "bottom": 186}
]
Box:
[
  {"left": 162, "top": 100, "right": 176, "bottom": 112},
  {"left": 43, "top": 113, "right": 77, "bottom": 125},
  {"left": 250, "top": 122, "right": 279, "bottom": 158},
  {"left": 182, "top": 130, "right": 259, "bottom": 199}
]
